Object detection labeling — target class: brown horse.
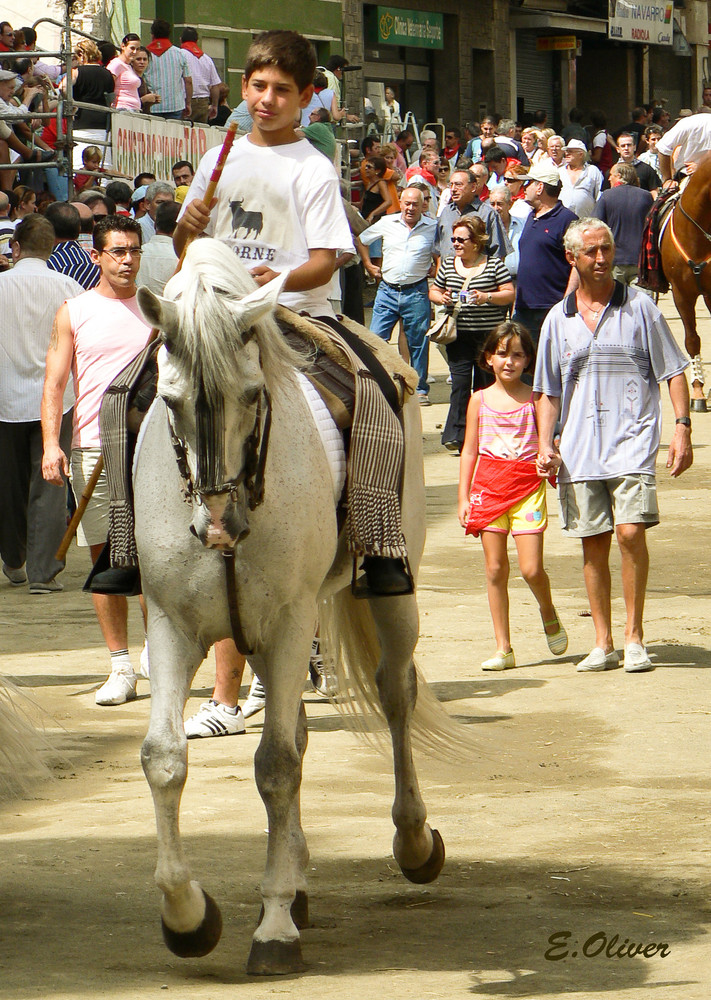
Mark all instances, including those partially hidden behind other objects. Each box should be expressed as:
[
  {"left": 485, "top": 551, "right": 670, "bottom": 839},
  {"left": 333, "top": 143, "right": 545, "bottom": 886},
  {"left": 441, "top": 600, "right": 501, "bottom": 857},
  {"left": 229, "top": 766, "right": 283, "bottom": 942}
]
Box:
[{"left": 661, "top": 152, "right": 711, "bottom": 411}]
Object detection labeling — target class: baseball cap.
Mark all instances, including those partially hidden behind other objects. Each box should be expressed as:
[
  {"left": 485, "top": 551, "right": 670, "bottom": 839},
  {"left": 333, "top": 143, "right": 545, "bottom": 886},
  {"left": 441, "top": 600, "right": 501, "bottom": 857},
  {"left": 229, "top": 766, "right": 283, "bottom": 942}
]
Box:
[
  {"left": 0, "top": 70, "right": 17, "bottom": 82},
  {"left": 522, "top": 162, "right": 562, "bottom": 186},
  {"left": 563, "top": 138, "right": 588, "bottom": 153},
  {"left": 174, "top": 184, "right": 189, "bottom": 204},
  {"left": 131, "top": 185, "right": 148, "bottom": 204}
]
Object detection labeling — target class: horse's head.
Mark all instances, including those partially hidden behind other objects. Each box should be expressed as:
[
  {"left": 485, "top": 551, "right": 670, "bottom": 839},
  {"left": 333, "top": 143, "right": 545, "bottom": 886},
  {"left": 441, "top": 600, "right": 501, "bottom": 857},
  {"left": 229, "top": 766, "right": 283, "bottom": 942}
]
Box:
[{"left": 137, "top": 239, "right": 290, "bottom": 549}]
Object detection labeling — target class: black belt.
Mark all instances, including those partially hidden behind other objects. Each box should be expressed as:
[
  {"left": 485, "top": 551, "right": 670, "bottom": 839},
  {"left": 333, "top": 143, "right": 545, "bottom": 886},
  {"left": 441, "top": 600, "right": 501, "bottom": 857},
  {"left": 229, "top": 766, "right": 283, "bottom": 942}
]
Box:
[{"left": 382, "top": 277, "right": 428, "bottom": 291}]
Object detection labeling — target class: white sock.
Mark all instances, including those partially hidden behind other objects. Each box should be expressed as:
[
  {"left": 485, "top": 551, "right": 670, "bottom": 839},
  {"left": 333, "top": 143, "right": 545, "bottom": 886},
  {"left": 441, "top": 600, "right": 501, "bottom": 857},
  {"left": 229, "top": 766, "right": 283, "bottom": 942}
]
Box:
[{"left": 110, "top": 651, "right": 134, "bottom": 674}]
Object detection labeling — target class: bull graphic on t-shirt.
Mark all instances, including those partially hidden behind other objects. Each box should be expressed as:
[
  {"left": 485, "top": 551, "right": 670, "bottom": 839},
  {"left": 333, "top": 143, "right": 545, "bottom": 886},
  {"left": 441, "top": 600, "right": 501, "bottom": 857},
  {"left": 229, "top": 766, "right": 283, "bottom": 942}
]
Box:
[{"left": 229, "top": 199, "right": 264, "bottom": 239}]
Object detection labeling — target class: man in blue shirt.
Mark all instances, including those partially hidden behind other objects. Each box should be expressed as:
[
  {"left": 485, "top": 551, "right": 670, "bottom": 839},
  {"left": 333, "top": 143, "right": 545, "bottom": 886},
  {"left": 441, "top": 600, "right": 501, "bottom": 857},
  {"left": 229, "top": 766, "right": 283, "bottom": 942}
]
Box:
[
  {"left": 357, "top": 186, "right": 437, "bottom": 403},
  {"left": 513, "top": 161, "right": 578, "bottom": 344}
]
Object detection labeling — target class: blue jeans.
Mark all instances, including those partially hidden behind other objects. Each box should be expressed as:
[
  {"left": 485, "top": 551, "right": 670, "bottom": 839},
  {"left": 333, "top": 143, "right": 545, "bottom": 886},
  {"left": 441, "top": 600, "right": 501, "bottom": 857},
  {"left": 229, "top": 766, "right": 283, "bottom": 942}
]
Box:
[{"left": 370, "top": 278, "right": 430, "bottom": 393}]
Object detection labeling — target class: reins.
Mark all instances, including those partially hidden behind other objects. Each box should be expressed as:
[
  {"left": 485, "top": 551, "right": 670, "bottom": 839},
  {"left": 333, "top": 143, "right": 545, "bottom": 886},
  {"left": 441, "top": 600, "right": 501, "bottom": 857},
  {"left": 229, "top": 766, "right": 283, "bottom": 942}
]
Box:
[{"left": 669, "top": 187, "right": 711, "bottom": 291}]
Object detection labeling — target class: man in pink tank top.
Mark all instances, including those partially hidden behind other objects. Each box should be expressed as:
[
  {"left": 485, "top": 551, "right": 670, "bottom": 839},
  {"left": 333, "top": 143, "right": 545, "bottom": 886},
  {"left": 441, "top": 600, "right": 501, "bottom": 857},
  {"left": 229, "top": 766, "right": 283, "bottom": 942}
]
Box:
[{"left": 41, "top": 216, "right": 152, "bottom": 706}]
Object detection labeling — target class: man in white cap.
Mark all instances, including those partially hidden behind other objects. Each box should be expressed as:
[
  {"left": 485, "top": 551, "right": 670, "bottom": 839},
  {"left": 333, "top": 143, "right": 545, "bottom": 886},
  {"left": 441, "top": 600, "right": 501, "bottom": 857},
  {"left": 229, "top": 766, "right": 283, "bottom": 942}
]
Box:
[
  {"left": 559, "top": 138, "right": 603, "bottom": 218},
  {"left": 512, "top": 161, "right": 578, "bottom": 344}
]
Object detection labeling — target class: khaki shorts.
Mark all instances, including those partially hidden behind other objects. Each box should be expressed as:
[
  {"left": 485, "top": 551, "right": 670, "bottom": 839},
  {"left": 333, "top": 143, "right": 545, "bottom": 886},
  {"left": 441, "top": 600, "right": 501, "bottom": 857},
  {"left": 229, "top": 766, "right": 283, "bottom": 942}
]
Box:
[
  {"left": 559, "top": 475, "right": 659, "bottom": 537},
  {"left": 70, "top": 448, "right": 110, "bottom": 548}
]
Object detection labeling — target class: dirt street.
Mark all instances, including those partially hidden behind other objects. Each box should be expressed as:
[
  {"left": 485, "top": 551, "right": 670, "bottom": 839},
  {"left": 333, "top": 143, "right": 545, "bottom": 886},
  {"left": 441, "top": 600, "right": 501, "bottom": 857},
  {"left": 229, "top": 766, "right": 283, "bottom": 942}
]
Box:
[{"left": 1, "top": 297, "right": 709, "bottom": 1000}]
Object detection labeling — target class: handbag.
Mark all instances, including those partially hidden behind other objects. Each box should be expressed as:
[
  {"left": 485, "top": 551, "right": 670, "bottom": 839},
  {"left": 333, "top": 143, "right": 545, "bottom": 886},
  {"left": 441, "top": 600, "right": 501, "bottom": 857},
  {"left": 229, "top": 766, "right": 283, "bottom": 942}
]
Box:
[{"left": 427, "top": 272, "right": 475, "bottom": 345}]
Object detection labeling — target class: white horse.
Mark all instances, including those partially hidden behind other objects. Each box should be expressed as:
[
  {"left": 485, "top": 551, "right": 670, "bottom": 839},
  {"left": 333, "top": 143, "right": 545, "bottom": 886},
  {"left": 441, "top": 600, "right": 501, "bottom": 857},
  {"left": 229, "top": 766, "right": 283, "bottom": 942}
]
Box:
[{"left": 134, "top": 239, "right": 460, "bottom": 975}]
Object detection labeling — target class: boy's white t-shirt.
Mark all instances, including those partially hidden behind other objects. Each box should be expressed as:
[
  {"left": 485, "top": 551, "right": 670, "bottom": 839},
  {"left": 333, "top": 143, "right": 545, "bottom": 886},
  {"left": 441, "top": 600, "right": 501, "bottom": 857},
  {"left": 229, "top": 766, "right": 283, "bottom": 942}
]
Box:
[{"left": 180, "top": 135, "right": 354, "bottom": 317}]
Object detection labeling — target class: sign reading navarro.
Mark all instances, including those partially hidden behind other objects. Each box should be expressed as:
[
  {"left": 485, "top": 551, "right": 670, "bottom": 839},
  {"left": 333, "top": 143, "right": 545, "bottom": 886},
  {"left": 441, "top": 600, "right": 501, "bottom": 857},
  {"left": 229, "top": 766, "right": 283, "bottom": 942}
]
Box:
[
  {"left": 608, "top": 1, "right": 673, "bottom": 46},
  {"left": 377, "top": 6, "right": 444, "bottom": 49}
]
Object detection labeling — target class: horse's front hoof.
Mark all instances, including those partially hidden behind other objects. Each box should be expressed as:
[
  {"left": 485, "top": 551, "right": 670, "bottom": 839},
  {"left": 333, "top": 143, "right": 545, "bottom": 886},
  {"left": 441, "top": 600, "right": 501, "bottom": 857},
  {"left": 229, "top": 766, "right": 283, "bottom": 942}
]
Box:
[
  {"left": 691, "top": 398, "right": 708, "bottom": 413},
  {"left": 400, "top": 828, "right": 446, "bottom": 885},
  {"left": 247, "top": 937, "right": 306, "bottom": 975},
  {"left": 161, "top": 891, "right": 223, "bottom": 957},
  {"left": 257, "top": 890, "right": 310, "bottom": 930}
]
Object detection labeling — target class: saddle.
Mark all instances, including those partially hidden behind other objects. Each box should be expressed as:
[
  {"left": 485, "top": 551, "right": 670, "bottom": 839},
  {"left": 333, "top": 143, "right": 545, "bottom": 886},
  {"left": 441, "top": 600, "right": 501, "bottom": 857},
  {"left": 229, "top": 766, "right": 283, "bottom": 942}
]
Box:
[{"left": 638, "top": 189, "right": 678, "bottom": 293}]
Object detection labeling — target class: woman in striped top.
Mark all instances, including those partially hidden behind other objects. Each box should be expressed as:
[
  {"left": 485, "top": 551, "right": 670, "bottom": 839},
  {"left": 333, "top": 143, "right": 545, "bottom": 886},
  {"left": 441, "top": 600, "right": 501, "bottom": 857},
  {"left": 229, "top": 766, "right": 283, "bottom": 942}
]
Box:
[
  {"left": 458, "top": 321, "right": 567, "bottom": 671},
  {"left": 429, "top": 215, "right": 514, "bottom": 452}
]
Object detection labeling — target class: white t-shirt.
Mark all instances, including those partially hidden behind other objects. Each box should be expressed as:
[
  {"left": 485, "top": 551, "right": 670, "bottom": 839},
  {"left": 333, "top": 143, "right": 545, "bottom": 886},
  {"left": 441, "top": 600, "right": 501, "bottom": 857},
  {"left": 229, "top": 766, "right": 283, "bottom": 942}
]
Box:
[
  {"left": 181, "top": 135, "right": 354, "bottom": 317},
  {"left": 657, "top": 114, "right": 711, "bottom": 171}
]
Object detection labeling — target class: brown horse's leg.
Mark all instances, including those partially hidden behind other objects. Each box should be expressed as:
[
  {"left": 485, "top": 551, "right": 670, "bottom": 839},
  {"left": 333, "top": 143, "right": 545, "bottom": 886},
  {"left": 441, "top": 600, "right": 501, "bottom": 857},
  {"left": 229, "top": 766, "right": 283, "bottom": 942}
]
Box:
[{"left": 670, "top": 281, "right": 705, "bottom": 403}]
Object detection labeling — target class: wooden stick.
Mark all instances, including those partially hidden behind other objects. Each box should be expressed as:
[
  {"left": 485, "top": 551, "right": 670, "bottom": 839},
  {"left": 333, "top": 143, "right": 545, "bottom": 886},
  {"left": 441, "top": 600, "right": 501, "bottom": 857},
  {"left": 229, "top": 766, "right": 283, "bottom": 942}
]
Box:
[
  {"left": 56, "top": 123, "right": 239, "bottom": 561},
  {"left": 56, "top": 455, "right": 104, "bottom": 561}
]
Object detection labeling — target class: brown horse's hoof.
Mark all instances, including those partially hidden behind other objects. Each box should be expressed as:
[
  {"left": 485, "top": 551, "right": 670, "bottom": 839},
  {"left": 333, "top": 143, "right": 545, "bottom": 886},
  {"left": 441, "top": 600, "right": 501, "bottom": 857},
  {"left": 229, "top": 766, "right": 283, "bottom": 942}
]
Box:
[
  {"left": 400, "top": 828, "right": 445, "bottom": 884},
  {"left": 247, "top": 936, "right": 306, "bottom": 975},
  {"left": 161, "top": 891, "right": 223, "bottom": 957},
  {"left": 691, "top": 398, "right": 707, "bottom": 413}
]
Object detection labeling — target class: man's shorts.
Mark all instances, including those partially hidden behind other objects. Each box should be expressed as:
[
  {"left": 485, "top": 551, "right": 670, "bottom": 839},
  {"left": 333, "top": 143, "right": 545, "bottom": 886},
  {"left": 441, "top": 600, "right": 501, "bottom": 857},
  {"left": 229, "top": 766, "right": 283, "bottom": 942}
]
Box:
[
  {"left": 70, "top": 447, "right": 109, "bottom": 548},
  {"left": 559, "top": 474, "right": 659, "bottom": 537},
  {"left": 482, "top": 481, "right": 548, "bottom": 536}
]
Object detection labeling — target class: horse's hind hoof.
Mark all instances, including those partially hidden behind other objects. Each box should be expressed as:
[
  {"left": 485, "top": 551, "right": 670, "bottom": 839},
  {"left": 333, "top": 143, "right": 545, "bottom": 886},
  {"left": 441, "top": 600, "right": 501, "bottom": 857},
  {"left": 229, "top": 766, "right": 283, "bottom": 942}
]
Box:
[
  {"left": 247, "top": 937, "right": 306, "bottom": 975},
  {"left": 400, "top": 828, "right": 445, "bottom": 885},
  {"left": 691, "top": 398, "right": 707, "bottom": 412},
  {"left": 161, "top": 891, "right": 223, "bottom": 958}
]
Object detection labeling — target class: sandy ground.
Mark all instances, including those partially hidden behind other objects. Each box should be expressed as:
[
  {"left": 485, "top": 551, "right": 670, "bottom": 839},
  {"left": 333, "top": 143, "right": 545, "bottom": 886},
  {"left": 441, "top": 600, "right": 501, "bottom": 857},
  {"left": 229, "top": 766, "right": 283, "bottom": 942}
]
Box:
[{"left": 1, "top": 296, "right": 709, "bottom": 999}]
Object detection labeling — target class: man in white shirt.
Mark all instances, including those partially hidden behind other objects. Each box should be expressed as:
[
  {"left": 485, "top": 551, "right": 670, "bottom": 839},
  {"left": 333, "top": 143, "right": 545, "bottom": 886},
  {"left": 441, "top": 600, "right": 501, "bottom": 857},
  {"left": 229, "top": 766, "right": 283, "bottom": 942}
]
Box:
[
  {"left": 138, "top": 182, "right": 175, "bottom": 244},
  {"left": 179, "top": 27, "right": 221, "bottom": 123},
  {"left": 357, "top": 186, "right": 437, "bottom": 403},
  {"left": 136, "top": 201, "right": 179, "bottom": 294},
  {"left": 0, "top": 216, "right": 83, "bottom": 592},
  {"left": 657, "top": 111, "right": 711, "bottom": 183}
]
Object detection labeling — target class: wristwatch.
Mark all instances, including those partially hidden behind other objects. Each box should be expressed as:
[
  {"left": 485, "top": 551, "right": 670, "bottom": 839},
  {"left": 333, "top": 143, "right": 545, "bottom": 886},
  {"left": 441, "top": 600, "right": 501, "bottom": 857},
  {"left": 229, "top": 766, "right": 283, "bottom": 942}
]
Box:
[
  {"left": 676, "top": 417, "right": 692, "bottom": 428},
  {"left": 487, "top": 292, "right": 492, "bottom": 304}
]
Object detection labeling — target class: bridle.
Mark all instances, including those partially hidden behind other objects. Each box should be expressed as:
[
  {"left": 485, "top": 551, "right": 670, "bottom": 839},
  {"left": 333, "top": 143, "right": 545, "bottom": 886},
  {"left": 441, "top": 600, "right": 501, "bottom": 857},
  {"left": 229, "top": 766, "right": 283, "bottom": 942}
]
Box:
[
  {"left": 669, "top": 185, "right": 711, "bottom": 291},
  {"left": 165, "top": 367, "right": 272, "bottom": 658}
]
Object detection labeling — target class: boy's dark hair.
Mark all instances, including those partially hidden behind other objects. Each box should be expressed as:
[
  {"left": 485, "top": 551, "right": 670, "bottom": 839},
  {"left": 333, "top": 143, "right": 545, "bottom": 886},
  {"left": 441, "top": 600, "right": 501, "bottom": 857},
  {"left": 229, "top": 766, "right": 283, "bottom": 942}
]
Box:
[
  {"left": 20, "top": 26, "right": 36, "bottom": 46},
  {"left": 180, "top": 27, "right": 199, "bottom": 44},
  {"left": 151, "top": 19, "right": 171, "bottom": 39},
  {"left": 98, "top": 41, "right": 117, "bottom": 66},
  {"left": 484, "top": 145, "right": 508, "bottom": 164},
  {"left": 93, "top": 214, "right": 143, "bottom": 251},
  {"left": 105, "top": 181, "right": 132, "bottom": 206},
  {"left": 532, "top": 109, "right": 547, "bottom": 125},
  {"left": 134, "top": 172, "right": 156, "bottom": 189},
  {"left": 44, "top": 201, "right": 81, "bottom": 241},
  {"left": 479, "top": 321, "right": 536, "bottom": 375},
  {"left": 155, "top": 200, "right": 181, "bottom": 235},
  {"left": 361, "top": 135, "right": 379, "bottom": 156},
  {"left": 244, "top": 31, "right": 316, "bottom": 92}
]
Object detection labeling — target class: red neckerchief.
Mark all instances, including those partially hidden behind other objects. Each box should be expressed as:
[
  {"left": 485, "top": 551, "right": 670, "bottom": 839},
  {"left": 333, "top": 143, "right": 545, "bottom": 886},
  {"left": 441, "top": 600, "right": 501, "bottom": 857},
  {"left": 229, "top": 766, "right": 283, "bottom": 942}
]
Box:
[
  {"left": 0, "top": 41, "right": 11, "bottom": 52},
  {"left": 181, "top": 41, "right": 203, "bottom": 59},
  {"left": 147, "top": 38, "right": 172, "bottom": 56},
  {"left": 444, "top": 144, "right": 461, "bottom": 161}
]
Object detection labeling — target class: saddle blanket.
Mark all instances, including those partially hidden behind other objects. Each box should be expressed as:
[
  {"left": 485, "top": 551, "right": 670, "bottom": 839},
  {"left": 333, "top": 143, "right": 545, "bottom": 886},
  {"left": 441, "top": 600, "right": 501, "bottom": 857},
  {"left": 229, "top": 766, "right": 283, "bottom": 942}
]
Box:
[{"left": 133, "top": 375, "right": 346, "bottom": 505}]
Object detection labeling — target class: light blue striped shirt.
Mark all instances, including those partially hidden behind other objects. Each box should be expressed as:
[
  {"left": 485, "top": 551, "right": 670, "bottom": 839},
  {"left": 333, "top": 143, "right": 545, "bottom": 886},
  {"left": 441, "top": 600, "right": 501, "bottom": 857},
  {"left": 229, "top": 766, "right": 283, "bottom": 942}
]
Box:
[{"left": 144, "top": 47, "right": 191, "bottom": 114}]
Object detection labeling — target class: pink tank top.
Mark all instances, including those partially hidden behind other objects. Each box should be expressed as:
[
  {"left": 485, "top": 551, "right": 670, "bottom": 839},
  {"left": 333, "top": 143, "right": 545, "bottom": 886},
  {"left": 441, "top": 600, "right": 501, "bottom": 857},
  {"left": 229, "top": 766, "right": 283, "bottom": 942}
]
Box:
[
  {"left": 477, "top": 392, "right": 539, "bottom": 462},
  {"left": 67, "top": 290, "right": 152, "bottom": 448}
]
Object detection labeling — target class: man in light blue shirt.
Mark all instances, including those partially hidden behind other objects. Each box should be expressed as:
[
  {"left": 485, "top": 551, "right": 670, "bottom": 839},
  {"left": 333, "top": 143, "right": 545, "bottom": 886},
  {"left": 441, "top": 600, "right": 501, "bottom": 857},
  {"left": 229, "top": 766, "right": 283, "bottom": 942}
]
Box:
[{"left": 357, "top": 186, "right": 437, "bottom": 403}]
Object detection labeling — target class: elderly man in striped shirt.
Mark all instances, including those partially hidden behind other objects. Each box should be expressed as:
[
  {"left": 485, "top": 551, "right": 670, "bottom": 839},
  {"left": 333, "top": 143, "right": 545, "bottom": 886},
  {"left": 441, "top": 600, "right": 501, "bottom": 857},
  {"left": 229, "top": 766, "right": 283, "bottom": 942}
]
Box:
[
  {"left": 44, "top": 202, "right": 99, "bottom": 290},
  {"left": 144, "top": 19, "right": 192, "bottom": 121}
]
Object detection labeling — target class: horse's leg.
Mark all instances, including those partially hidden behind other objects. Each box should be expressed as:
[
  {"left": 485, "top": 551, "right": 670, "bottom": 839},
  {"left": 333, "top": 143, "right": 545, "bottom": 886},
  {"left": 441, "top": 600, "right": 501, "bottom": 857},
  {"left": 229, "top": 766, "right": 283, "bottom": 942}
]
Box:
[
  {"left": 247, "top": 616, "right": 313, "bottom": 975},
  {"left": 140, "top": 616, "right": 222, "bottom": 958},
  {"left": 368, "top": 594, "right": 445, "bottom": 884},
  {"left": 671, "top": 281, "right": 706, "bottom": 408}
]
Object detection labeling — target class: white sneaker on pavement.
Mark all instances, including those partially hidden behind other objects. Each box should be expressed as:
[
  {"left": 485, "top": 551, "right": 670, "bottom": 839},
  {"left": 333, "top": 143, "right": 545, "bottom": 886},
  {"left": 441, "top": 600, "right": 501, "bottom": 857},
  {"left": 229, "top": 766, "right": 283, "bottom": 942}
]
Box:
[
  {"left": 95, "top": 668, "right": 138, "bottom": 705},
  {"left": 184, "top": 700, "right": 246, "bottom": 738},
  {"left": 623, "top": 643, "right": 654, "bottom": 673},
  {"left": 576, "top": 647, "right": 620, "bottom": 672},
  {"left": 242, "top": 675, "right": 266, "bottom": 719}
]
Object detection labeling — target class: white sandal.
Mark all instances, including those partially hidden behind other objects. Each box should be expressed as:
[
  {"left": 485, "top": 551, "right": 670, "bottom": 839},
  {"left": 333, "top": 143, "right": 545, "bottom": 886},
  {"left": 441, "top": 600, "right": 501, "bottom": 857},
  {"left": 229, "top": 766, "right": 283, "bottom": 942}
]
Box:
[{"left": 481, "top": 650, "right": 515, "bottom": 671}]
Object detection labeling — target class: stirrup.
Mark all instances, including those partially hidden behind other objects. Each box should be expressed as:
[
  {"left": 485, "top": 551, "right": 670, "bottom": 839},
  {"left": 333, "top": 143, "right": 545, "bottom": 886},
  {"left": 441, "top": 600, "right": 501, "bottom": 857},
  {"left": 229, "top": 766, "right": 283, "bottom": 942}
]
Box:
[{"left": 351, "top": 554, "right": 414, "bottom": 599}]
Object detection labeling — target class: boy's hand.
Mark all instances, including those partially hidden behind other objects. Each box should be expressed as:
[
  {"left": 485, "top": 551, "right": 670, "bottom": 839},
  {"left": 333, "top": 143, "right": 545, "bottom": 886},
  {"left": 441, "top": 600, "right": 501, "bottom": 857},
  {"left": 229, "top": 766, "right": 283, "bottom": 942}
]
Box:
[
  {"left": 249, "top": 265, "right": 279, "bottom": 287},
  {"left": 179, "top": 197, "right": 215, "bottom": 237}
]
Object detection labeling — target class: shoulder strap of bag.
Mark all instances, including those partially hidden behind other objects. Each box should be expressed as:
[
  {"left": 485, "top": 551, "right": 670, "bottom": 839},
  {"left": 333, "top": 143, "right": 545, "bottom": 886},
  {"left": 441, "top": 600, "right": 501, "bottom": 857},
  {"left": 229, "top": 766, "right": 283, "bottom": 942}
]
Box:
[{"left": 451, "top": 269, "right": 476, "bottom": 318}]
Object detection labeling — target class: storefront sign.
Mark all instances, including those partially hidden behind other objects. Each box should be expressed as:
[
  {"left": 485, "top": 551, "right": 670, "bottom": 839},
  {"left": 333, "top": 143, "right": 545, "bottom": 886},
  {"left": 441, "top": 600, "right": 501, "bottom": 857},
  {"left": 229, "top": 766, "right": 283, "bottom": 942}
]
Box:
[
  {"left": 608, "top": 1, "right": 673, "bottom": 46},
  {"left": 376, "top": 7, "right": 444, "bottom": 49},
  {"left": 112, "top": 112, "right": 227, "bottom": 182},
  {"left": 536, "top": 35, "right": 577, "bottom": 51}
]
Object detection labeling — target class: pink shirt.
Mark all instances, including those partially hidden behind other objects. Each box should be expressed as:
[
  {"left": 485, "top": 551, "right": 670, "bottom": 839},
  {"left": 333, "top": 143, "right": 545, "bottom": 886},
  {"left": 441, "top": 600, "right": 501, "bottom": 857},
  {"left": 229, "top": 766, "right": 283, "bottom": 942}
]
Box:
[
  {"left": 67, "top": 290, "right": 152, "bottom": 448},
  {"left": 477, "top": 394, "right": 539, "bottom": 462},
  {"left": 107, "top": 58, "right": 141, "bottom": 111}
]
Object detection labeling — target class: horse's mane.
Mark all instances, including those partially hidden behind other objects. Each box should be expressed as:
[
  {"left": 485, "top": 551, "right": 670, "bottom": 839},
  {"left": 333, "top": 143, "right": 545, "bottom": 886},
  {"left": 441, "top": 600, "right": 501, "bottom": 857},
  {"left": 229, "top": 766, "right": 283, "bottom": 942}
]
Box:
[{"left": 165, "top": 239, "right": 305, "bottom": 400}]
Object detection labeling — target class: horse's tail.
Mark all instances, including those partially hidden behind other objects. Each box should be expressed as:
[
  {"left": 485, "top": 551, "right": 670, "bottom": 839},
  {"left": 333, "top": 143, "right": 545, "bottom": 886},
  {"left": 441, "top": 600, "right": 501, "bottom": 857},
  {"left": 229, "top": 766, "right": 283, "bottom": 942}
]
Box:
[
  {"left": 319, "top": 589, "right": 478, "bottom": 761},
  {"left": 0, "top": 676, "right": 52, "bottom": 801}
]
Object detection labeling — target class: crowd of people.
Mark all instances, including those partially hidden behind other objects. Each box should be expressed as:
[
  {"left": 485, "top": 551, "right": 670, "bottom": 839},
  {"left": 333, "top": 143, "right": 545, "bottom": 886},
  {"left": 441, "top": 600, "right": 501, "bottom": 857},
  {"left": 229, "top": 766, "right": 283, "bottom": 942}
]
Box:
[{"left": 0, "top": 27, "right": 702, "bottom": 739}]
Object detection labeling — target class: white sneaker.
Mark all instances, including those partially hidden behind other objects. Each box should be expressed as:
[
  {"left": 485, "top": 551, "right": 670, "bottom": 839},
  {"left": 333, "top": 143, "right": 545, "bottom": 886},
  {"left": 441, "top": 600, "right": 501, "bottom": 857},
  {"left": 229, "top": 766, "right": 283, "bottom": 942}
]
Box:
[
  {"left": 241, "top": 676, "right": 266, "bottom": 719},
  {"left": 95, "top": 669, "right": 138, "bottom": 706},
  {"left": 138, "top": 641, "right": 150, "bottom": 679},
  {"left": 2, "top": 563, "right": 27, "bottom": 586},
  {"left": 623, "top": 643, "right": 654, "bottom": 673},
  {"left": 185, "top": 700, "right": 246, "bottom": 738},
  {"left": 576, "top": 647, "right": 620, "bottom": 672}
]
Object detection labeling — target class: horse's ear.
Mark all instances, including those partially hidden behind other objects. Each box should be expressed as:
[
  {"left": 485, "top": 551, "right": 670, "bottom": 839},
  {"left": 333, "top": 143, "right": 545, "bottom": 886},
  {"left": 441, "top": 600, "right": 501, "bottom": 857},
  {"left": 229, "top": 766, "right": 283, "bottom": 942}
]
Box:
[
  {"left": 137, "top": 287, "right": 180, "bottom": 345},
  {"left": 233, "top": 269, "right": 290, "bottom": 330}
]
